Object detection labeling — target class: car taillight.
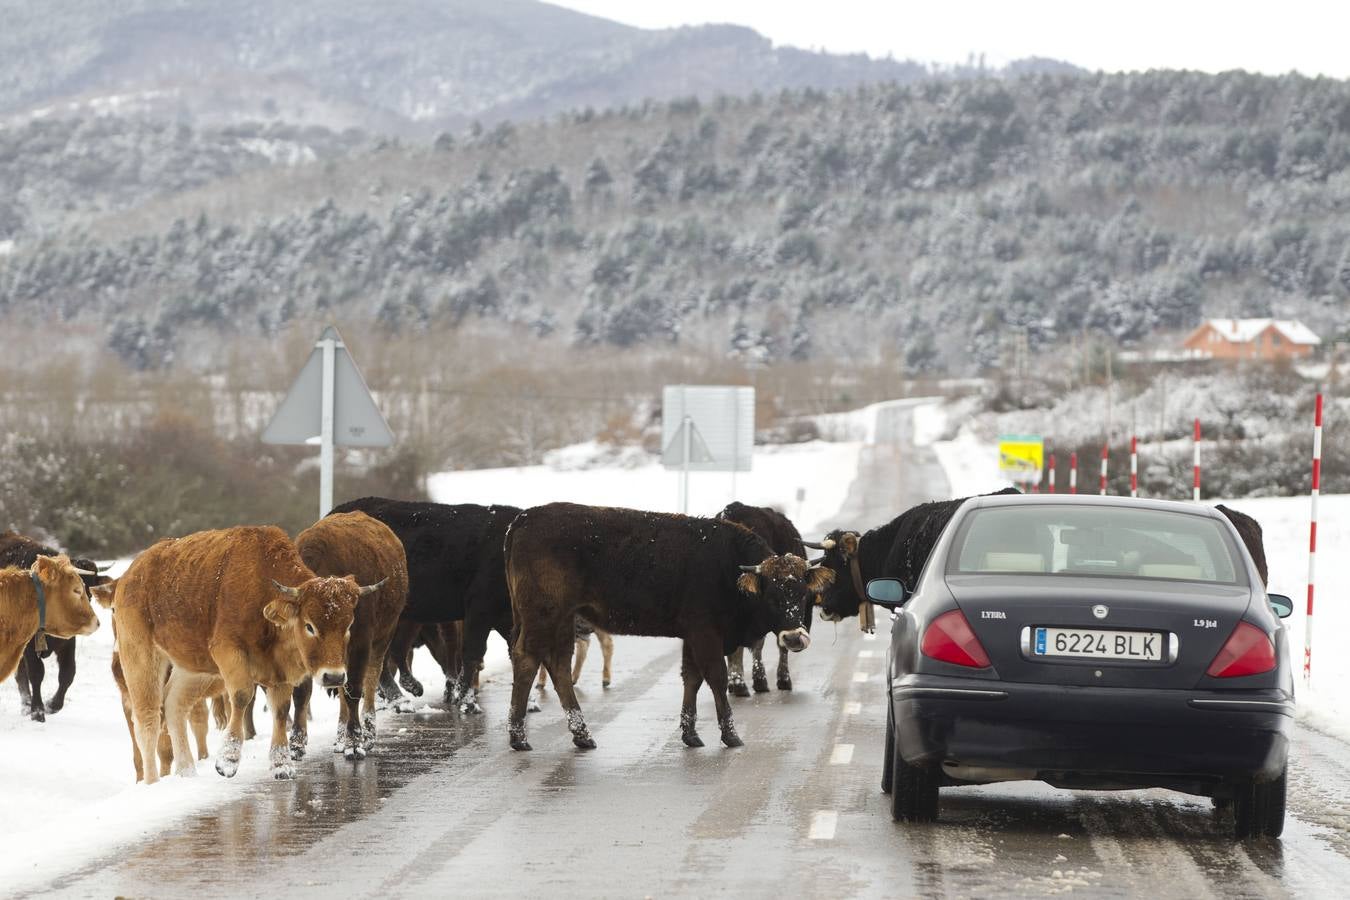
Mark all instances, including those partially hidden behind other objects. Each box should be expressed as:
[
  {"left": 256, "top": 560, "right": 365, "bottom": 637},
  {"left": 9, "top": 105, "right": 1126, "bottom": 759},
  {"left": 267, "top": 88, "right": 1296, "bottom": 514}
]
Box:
[
  {"left": 921, "top": 609, "right": 991, "bottom": 668},
  {"left": 1206, "top": 621, "right": 1276, "bottom": 678}
]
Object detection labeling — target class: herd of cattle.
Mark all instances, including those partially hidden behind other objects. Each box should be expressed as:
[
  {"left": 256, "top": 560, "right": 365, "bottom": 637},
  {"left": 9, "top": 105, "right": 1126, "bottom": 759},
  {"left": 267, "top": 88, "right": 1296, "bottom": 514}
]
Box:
[{"left": 0, "top": 489, "right": 1269, "bottom": 783}]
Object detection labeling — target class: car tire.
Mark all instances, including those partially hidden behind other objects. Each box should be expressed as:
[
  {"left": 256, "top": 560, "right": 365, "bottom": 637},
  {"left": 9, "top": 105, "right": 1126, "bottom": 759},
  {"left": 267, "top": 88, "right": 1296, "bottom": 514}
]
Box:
[
  {"left": 1233, "top": 767, "right": 1286, "bottom": 839},
  {"left": 881, "top": 702, "right": 895, "bottom": 795},
  {"left": 890, "top": 735, "right": 940, "bottom": 823}
]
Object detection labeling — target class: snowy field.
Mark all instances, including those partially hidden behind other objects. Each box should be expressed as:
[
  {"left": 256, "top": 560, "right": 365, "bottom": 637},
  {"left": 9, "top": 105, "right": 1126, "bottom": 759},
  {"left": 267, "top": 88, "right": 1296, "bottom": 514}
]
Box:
[{"left": 1, "top": 396, "right": 1345, "bottom": 892}]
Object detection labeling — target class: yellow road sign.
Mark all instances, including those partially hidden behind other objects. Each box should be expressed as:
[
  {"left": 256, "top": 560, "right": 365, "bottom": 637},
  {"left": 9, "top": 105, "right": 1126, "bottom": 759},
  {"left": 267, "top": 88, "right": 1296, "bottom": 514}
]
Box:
[{"left": 998, "top": 434, "right": 1044, "bottom": 475}]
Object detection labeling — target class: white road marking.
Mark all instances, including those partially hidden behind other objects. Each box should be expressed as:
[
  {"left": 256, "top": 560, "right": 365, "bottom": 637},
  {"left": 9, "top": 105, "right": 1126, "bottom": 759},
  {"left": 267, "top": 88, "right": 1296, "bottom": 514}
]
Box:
[
  {"left": 843, "top": 701, "right": 861, "bottom": 715},
  {"left": 853, "top": 671, "right": 869, "bottom": 683},
  {"left": 857, "top": 650, "right": 874, "bottom": 658},
  {"left": 808, "top": 810, "right": 838, "bottom": 840},
  {"left": 830, "top": 744, "right": 854, "bottom": 765}
]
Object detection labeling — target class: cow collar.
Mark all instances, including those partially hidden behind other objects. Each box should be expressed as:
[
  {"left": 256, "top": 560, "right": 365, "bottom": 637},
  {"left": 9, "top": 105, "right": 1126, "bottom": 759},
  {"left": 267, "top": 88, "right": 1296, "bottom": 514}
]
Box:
[
  {"left": 849, "top": 556, "right": 875, "bottom": 634},
  {"left": 29, "top": 570, "right": 48, "bottom": 652}
]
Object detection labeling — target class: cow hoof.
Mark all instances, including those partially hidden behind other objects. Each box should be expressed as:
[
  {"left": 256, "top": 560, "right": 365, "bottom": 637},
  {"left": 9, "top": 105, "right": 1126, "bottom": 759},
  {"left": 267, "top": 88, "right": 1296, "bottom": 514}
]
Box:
[
  {"left": 289, "top": 733, "right": 308, "bottom": 760},
  {"left": 573, "top": 734, "right": 597, "bottom": 750},
  {"left": 510, "top": 738, "right": 532, "bottom": 751},
  {"left": 215, "top": 758, "right": 239, "bottom": 778},
  {"left": 777, "top": 676, "right": 793, "bottom": 691},
  {"left": 602, "top": 679, "right": 611, "bottom": 689},
  {"left": 400, "top": 675, "right": 424, "bottom": 697},
  {"left": 682, "top": 732, "right": 705, "bottom": 748},
  {"left": 752, "top": 677, "right": 770, "bottom": 694},
  {"left": 46, "top": 698, "right": 64, "bottom": 714},
  {"left": 271, "top": 764, "right": 295, "bottom": 780},
  {"left": 721, "top": 732, "right": 745, "bottom": 749},
  {"left": 393, "top": 698, "right": 417, "bottom": 714},
  {"left": 460, "top": 699, "right": 483, "bottom": 715},
  {"left": 343, "top": 744, "right": 367, "bottom": 761},
  {"left": 332, "top": 740, "right": 345, "bottom": 755},
  {"left": 28, "top": 707, "right": 45, "bottom": 723},
  {"left": 729, "top": 682, "right": 751, "bottom": 698},
  {"left": 527, "top": 697, "right": 542, "bottom": 714}
]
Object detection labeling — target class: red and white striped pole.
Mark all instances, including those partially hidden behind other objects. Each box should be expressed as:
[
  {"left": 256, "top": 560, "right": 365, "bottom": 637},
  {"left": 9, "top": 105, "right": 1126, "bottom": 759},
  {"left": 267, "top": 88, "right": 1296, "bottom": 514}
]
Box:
[
  {"left": 1048, "top": 453, "right": 1057, "bottom": 494},
  {"left": 1130, "top": 435, "right": 1139, "bottom": 498},
  {"left": 1193, "top": 418, "right": 1202, "bottom": 502},
  {"left": 1305, "top": 393, "right": 1323, "bottom": 684},
  {"left": 1069, "top": 452, "right": 1078, "bottom": 494},
  {"left": 1099, "top": 444, "right": 1109, "bottom": 495}
]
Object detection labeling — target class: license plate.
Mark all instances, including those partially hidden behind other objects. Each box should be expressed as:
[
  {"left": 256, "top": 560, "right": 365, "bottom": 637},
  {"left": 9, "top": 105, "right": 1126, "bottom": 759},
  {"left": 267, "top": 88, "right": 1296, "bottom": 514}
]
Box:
[{"left": 1033, "top": 627, "right": 1165, "bottom": 661}]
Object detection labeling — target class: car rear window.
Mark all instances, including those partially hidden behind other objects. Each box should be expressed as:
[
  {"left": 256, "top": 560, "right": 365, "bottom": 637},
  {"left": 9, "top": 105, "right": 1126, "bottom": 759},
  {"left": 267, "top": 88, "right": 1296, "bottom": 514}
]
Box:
[{"left": 948, "top": 505, "right": 1246, "bottom": 585}]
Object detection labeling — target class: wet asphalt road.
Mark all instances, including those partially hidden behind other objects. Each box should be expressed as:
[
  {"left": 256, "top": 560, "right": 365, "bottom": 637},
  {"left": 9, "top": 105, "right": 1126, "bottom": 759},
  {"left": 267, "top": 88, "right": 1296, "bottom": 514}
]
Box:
[{"left": 28, "top": 403, "right": 1350, "bottom": 899}]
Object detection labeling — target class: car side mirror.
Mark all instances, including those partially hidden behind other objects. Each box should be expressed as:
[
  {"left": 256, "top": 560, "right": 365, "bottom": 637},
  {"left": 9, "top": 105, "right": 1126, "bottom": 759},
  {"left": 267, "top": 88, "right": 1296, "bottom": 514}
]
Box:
[
  {"left": 1267, "top": 593, "right": 1294, "bottom": 619},
  {"left": 866, "top": 578, "right": 907, "bottom": 609}
]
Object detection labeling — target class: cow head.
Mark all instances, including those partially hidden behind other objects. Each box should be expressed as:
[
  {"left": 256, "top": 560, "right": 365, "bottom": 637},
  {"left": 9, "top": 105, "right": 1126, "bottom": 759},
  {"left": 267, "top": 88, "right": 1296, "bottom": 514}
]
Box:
[
  {"left": 266, "top": 575, "right": 386, "bottom": 687},
  {"left": 805, "top": 529, "right": 863, "bottom": 622},
  {"left": 737, "top": 554, "right": 834, "bottom": 651},
  {"left": 30, "top": 555, "right": 101, "bottom": 638}
]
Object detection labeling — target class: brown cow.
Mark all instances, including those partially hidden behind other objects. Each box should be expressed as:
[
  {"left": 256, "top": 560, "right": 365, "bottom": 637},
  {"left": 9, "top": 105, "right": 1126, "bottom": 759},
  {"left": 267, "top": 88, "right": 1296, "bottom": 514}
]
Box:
[
  {"left": 113, "top": 526, "right": 385, "bottom": 783},
  {"left": 290, "top": 511, "right": 409, "bottom": 760},
  {"left": 1, "top": 555, "right": 100, "bottom": 684}
]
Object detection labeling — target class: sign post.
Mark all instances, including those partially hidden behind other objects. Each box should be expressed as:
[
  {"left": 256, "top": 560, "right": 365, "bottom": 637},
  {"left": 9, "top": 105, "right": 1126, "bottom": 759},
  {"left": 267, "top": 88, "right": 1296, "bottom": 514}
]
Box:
[
  {"left": 662, "top": 386, "right": 754, "bottom": 513},
  {"left": 263, "top": 325, "right": 394, "bottom": 518}
]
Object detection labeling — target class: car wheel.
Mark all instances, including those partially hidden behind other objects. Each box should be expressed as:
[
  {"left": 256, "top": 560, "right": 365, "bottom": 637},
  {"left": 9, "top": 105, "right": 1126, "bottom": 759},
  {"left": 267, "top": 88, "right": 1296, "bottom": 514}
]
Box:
[
  {"left": 1233, "top": 767, "right": 1286, "bottom": 839},
  {"left": 881, "top": 702, "right": 895, "bottom": 795},
  {"left": 890, "top": 736, "right": 940, "bottom": 823}
]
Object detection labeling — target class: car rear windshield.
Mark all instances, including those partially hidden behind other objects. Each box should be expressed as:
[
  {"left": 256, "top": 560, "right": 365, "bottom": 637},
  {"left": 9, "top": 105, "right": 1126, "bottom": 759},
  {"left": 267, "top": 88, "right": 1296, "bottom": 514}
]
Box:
[{"left": 948, "top": 505, "right": 1246, "bottom": 585}]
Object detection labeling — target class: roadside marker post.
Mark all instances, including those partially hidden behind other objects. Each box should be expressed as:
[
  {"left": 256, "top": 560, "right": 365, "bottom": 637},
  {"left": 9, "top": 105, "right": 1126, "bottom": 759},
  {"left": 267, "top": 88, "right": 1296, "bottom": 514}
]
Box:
[
  {"left": 1305, "top": 393, "right": 1323, "bottom": 685},
  {"left": 1193, "top": 419, "right": 1202, "bottom": 502},
  {"left": 1047, "top": 453, "right": 1057, "bottom": 494},
  {"left": 1099, "top": 444, "right": 1109, "bottom": 495},
  {"left": 1069, "top": 452, "right": 1078, "bottom": 494},
  {"left": 1130, "top": 436, "right": 1138, "bottom": 498}
]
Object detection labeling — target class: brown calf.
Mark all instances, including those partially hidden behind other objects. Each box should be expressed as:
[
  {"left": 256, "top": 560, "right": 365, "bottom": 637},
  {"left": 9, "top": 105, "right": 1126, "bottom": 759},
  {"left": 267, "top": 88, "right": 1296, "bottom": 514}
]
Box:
[
  {"left": 291, "top": 511, "right": 409, "bottom": 760},
  {"left": 113, "top": 526, "right": 385, "bottom": 783},
  {"left": 1, "top": 555, "right": 100, "bottom": 684}
]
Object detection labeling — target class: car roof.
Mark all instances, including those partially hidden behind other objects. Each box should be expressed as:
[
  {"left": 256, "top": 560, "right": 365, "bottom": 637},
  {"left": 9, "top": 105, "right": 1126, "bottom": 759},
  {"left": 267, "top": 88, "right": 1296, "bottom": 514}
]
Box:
[{"left": 961, "top": 492, "right": 1227, "bottom": 521}]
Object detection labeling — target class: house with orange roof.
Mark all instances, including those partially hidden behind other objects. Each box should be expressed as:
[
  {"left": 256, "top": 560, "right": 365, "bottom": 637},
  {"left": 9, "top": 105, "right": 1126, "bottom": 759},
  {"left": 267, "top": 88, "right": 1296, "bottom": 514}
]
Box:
[{"left": 1182, "top": 318, "right": 1321, "bottom": 361}]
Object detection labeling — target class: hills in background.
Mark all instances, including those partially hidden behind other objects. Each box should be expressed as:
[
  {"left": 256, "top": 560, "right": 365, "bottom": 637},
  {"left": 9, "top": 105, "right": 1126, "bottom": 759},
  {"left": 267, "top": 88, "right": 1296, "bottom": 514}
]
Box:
[{"left": 0, "top": 0, "right": 1077, "bottom": 133}]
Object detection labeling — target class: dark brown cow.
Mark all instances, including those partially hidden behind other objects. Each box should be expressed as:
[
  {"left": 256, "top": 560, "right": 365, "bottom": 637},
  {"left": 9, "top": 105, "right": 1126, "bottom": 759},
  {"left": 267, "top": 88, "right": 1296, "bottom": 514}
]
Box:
[
  {"left": 716, "top": 502, "right": 809, "bottom": 695},
  {"left": 0, "top": 530, "right": 108, "bottom": 721},
  {"left": 1, "top": 555, "right": 100, "bottom": 684},
  {"left": 504, "top": 503, "right": 833, "bottom": 751},
  {"left": 113, "top": 526, "right": 385, "bottom": 783},
  {"left": 1216, "top": 504, "right": 1269, "bottom": 585},
  {"left": 291, "top": 511, "right": 409, "bottom": 760}
]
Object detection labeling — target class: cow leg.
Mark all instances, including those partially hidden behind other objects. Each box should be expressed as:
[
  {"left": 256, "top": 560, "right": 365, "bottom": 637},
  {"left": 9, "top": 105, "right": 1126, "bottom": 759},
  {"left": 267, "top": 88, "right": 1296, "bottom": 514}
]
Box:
[
  {"left": 391, "top": 622, "right": 423, "bottom": 697},
  {"left": 571, "top": 635, "right": 590, "bottom": 686},
  {"left": 597, "top": 629, "right": 614, "bottom": 688},
  {"left": 360, "top": 655, "right": 381, "bottom": 753},
  {"left": 165, "top": 669, "right": 213, "bottom": 776},
  {"left": 508, "top": 648, "right": 542, "bottom": 751},
  {"left": 21, "top": 643, "right": 45, "bottom": 722},
  {"left": 543, "top": 640, "right": 594, "bottom": 750},
  {"left": 112, "top": 654, "right": 144, "bottom": 782},
  {"left": 211, "top": 645, "right": 254, "bottom": 778},
  {"left": 680, "top": 642, "right": 705, "bottom": 748},
  {"left": 726, "top": 647, "right": 750, "bottom": 698},
  {"left": 378, "top": 651, "right": 404, "bottom": 705},
  {"left": 210, "top": 693, "right": 229, "bottom": 731},
  {"left": 776, "top": 640, "right": 792, "bottom": 691},
  {"left": 750, "top": 638, "right": 770, "bottom": 694},
  {"left": 440, "top": 622, "right": 465, "bottom": 707},
  {"left": 190, "top": 699, "right": 211, "bottom": 761},
  {"left": 125, "top": 653, "right": 171, "bottom": 785},
  {"left": 13, "top": 652, "right": 31, "bottom": 712},
  {"left": 242, "top": 686, "right": 258, "bottom": 741},
  {"left": 340, "top": 639, "right": 371, "bottom": 760},
  {"left": 46, "top": 638, "right": 77, "bottom": 713},
  {"left": 265, "top": 684, "right": 296, "bottom": 779},
  {"left": 457, "top": 616, "right": 492, "bottom": 715},
  {"left": 291, "top": 678, "right": 314, "bottom": 759},
  {"left": 692, "top": 635, "right": 742, "bottom": 748}
]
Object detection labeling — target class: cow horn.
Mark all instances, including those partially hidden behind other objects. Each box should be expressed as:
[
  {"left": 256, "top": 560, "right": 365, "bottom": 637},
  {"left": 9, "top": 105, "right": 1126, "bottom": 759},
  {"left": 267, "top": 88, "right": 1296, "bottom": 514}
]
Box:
[
  {"left": 271, "top": 579, "right": 302, "bottom": 597},
  {"left": 807, "top": 556, "right": 824, "bottom": 566},
  {"left": 802, "top": 540, "right": 826, "bottom": 550},
  {"left": 357, "top": 578, "right": 388, "bottom": 597},
  {"left": 738, "top": 564, "right": 762, "bottom": 574},
  {"left": 820, "top": 538, "right": 837, "bottom": 550},
  {"left": 71, "top": 567, "right": 98, "bottom": 576}
]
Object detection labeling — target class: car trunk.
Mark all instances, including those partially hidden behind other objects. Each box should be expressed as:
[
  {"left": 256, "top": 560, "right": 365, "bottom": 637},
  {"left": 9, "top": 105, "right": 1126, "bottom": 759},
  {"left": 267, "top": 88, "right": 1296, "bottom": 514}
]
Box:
[{"left": 945, "top": 574, "right": 1255, "bottom": 689}]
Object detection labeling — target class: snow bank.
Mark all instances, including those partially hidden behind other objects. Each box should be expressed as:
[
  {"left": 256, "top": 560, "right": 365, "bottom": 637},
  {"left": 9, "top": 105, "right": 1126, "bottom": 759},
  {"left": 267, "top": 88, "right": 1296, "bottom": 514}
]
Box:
[{"left": 429, "top": 438, "right": 864, "bottom": 538}]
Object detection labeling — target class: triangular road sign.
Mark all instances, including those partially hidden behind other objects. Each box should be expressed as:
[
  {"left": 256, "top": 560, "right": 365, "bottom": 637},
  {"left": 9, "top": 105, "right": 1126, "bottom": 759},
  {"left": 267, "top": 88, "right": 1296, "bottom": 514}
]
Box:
[
  {"left": 662, "top": 418, "right": 715, "bottom": 466},
  {"left": 262, "top": 326, "right": 394, "bottom": 447}
]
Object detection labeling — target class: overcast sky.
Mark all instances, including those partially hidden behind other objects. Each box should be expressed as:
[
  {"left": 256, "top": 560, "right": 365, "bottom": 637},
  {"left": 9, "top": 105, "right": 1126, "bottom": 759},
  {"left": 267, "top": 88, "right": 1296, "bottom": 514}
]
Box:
[{"left": 550, "top": 1, "right": 1350, "bottom": 79}]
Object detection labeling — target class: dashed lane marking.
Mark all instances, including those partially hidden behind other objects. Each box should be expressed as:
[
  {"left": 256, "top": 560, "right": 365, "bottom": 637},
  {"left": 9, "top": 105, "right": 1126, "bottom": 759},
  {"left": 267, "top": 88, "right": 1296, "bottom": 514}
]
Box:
[
  {"left": 852, "top": 672, "right": 869, "bottom": 683},
  {"left": 858, "top": 650, "right": 874, "bottom": 658},
  {"left": 830, "top": 744, "right": 854, "bottom": 765},
  {"left": 843, "top": 702, "right": 861, "bottom": 715},
  {"left": 808, "top": 811, "right": 838, "bottom": 840}
]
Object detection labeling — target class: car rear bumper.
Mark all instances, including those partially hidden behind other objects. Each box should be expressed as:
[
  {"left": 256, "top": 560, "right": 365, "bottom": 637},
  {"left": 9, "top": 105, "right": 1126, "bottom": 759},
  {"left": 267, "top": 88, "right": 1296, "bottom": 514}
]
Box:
[{"left": 891, "top": 674, "right": 1292, "bottom": 790}]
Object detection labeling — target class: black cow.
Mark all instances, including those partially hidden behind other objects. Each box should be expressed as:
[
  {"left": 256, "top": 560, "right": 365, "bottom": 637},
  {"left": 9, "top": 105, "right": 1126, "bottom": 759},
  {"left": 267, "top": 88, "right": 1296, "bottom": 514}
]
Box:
[
  {"left": 0, "top": 531, "right": 108, "bottom": 722},
  {"left": 716, "top": 502, "right": 809, "bottom": 695},
  {"left": 810, "top": 489, "right": 1021, "bottom": 623},
  {"left": 1216, "top": 504, "right": 1269, "bottom": 586},
  {"left": 330, "top": 497, "right": 519, "bottom": 714},
  {"left": 503, "top": 503, "right": 834, "bottom": 751}
]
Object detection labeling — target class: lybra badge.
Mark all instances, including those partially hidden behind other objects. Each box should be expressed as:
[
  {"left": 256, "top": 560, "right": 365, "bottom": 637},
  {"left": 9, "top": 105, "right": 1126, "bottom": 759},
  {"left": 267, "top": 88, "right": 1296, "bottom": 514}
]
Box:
[{"left": 1092, "top": 604, "right": 1109, "bottom": 620}]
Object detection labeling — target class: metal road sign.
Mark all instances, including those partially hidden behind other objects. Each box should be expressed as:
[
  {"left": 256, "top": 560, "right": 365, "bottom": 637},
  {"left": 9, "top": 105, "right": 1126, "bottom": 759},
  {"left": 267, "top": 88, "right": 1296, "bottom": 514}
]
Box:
[
  {"left": 998, "top": 434, "right": 1044, "bottom": 479},
  {"left": 262, "top": 325, "right": 393, "bottom": 517},
  {"left": 661, "top": 385, "right": 754, "bottom": 473}
]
